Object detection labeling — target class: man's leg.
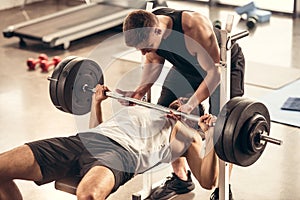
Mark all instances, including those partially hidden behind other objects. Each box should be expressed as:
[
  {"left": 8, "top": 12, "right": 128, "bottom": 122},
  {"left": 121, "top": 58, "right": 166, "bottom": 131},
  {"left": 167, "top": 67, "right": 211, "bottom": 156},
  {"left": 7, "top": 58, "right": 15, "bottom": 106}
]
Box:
[
  {"left": 0, "top": 145, "right": 43, "bottom": 200},
  {"left": 170, "top": 157, "right": 189, "bottom": 180},
  {"left": 185, "top": 127, "right": 218, "bottom": 190},
  {"left": 152, "top": 71, "right": 197, "bottom": 199},
  {"left": 157, "top": 68, "right": 198, "bottom": 180},
  {"left": 76, "top": 132, "right": 136, "bottom": 200},
  {"left": 76, "top": 166, "right": 115, "bottom": 200},
  {"left": 157, "top": 79, "right": 191, "bottom": 181}
]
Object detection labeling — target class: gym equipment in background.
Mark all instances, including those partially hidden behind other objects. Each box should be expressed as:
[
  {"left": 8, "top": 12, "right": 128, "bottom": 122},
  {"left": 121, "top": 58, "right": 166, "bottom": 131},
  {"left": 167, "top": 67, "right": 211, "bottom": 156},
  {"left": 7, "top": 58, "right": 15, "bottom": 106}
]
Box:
[
  {"left": 235, "top": 1, "right": 272, "bottom": 29},
  {"left": 3, "top": 0, "right": 167, "bottom": 49}
]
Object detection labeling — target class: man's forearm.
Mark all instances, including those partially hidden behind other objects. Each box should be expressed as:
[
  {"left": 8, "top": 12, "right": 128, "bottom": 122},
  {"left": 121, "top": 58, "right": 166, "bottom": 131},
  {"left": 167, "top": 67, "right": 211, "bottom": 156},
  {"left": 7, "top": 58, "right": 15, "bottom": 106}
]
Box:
[
  {"left": 89, "top": 101, "right": 103, "bottom": 128},
  {"left": 189, "top": 67, "right": 221, "bottom": 108},
  {"left": 135, "top": 54, "right": 164, "bottom": 99},
  {"left": 134, "top": 83, "right": 153, "bottom": 100}
]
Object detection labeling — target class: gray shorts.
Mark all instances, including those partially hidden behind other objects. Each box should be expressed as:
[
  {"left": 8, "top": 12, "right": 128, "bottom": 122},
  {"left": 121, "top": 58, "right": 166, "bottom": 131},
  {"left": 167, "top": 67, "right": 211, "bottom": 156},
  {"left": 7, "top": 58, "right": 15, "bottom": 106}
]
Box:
[{"left": 26, "top": 132, "right": 136, "bottom": 192}]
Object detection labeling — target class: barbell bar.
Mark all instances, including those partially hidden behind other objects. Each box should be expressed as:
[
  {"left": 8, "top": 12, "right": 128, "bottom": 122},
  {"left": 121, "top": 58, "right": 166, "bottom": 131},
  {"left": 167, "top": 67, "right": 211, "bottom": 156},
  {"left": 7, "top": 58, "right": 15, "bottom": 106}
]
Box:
[
  {"left": 47, "top": 56, "right": 282, "bottom": 167},
  {"left": 81, "top": 83, "right": 282, "bottom": 147},
  {"left": 82, "top": 84, "right": 201, "bottom": 123}
]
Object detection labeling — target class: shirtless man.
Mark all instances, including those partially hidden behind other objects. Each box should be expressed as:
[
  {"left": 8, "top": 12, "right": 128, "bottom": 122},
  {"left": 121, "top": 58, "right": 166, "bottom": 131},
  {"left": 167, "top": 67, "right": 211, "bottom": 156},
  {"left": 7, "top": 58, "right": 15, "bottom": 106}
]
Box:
[{"left": 121, "top": 8, "right": 244, "bottom": 199}]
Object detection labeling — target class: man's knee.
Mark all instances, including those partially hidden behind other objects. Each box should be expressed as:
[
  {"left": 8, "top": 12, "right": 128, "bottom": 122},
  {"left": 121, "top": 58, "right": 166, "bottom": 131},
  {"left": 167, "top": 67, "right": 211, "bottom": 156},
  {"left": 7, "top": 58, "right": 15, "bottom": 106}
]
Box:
[
  {"left": 0, "top": 180, "right": 23, "bottom": 200},
  {"left": 76, "top": 166, "right": 115, "bottom": 200},
  {"left": 76, "top": 190, "right": 100, "bottom": 200},
  {"left": 76, "top": 184, "right": 109, "bottom": 200},
  {"left": 199, "top": 178, "right": 217, "bottom": 190}
]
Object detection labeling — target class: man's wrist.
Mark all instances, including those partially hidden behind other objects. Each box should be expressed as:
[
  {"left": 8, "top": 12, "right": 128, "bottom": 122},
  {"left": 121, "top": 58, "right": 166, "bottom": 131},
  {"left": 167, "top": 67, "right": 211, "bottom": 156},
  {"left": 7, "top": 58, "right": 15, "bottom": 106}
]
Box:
[
  {"left": 187, "top": 95, "right": 199, "bottom": 110},
  {"left": 92, "top": 99, "right": 102, "bottom": 108}
]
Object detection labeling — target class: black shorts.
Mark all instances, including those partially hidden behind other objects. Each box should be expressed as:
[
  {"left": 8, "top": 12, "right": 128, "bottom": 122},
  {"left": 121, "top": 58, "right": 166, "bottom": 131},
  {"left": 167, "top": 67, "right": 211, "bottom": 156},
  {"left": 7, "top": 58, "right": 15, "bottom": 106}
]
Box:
[{"left": 26, "top": 132, "right": 136, "bottom": 192}]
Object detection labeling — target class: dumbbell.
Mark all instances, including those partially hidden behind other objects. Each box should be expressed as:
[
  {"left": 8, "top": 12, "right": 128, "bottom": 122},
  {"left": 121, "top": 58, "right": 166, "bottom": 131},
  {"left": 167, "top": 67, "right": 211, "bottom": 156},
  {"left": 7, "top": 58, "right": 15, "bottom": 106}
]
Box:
[
  {"left": 246, "top": 9, "right": 271, "bottom": 29},
  {"left": 40, "top": 56, "right": 62, "bottom": 73},
  {"left": 26, "top": 54, "right": 48, "bottom": 71},
  {"left": 213, "top": 20, "right": 222, "bottom": 29},
  {"left": 235, "top": 1, "right": 271, "bottom": 30}
]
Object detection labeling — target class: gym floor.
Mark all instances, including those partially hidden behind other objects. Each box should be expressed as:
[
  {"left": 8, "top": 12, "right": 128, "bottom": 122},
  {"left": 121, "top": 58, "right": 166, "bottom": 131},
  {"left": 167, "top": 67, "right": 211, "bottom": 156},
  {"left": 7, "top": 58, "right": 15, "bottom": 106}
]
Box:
[{"left": 0, "top": 0, "right": 299, "bottom": 199}]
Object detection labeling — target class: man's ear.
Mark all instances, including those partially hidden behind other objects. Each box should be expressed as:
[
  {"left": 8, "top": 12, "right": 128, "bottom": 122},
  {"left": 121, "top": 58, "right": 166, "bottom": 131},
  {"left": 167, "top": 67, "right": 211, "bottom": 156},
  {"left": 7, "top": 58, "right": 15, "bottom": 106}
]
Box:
[{"left": 154, "top": 28, "right": 162, "bottom": 35}]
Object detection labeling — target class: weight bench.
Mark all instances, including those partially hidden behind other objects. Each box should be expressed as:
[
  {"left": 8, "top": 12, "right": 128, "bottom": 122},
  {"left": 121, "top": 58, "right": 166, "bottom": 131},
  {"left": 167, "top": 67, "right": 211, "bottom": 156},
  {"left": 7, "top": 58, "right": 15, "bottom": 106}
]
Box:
[
  {"left": 55, "top": 175, "right": 81, "bottom": 195},
  {"left": 54, "top": 170, "right": 164, "bottom": 199}
]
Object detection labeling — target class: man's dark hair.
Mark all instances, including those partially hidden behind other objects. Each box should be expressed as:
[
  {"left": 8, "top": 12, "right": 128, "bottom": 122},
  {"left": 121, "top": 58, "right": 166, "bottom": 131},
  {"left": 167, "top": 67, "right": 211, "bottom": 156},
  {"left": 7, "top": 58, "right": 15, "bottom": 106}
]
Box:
[{"left": 123, "top": 10, "right": 159, "bottom": 47}]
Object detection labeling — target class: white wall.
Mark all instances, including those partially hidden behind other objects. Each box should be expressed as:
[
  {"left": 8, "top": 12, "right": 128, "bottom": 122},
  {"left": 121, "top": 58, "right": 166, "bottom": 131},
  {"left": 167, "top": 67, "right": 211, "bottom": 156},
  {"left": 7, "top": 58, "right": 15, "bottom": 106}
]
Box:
[{"left": 0, "top": 0, "right": 43, "bottom": 10}]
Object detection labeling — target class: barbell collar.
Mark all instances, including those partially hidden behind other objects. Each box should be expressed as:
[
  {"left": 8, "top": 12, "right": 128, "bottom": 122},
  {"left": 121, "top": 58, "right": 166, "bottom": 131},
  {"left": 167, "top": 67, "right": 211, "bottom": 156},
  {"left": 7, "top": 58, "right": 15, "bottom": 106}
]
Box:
[
  {"left": 82, "top": 84, "right": 96, "bottom": 93},
  {"left": 260, "top": 133, "right": 283, "bottom": 146}
]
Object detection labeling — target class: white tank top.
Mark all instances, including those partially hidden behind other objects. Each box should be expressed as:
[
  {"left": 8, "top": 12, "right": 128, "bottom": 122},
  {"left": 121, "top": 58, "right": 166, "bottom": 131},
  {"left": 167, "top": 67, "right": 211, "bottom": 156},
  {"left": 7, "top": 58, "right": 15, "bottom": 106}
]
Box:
[{"left": 90, "top": 106, "right": 174, "bottom": 173}]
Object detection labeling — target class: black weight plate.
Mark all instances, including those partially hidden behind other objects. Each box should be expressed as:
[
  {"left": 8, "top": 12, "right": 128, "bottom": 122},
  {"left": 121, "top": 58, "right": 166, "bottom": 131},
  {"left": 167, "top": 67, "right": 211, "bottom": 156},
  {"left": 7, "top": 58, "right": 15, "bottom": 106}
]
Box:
[
  {"left": 214, "top": 97, "right": 244, "bottom": 162},
  {"left": 233, "top": 101, "right": 270, "bottom": 166},
  {"left": 56, "top": 57, "right": 84, "bottom": 113},
  {"left": 214, "top": 97, "right": 241, "bottom": 162},
  {"left": 222, "top": 97, "right": 254, "bottom": 165},
  {"left": 60, "top": 57, "right": 88, "bottom": 114},
  {"left": 49, "top": 56, "right": 77, "bottom": 112},
  {"left": 69, "top": 58, "right": 104, "bottom": 115}
]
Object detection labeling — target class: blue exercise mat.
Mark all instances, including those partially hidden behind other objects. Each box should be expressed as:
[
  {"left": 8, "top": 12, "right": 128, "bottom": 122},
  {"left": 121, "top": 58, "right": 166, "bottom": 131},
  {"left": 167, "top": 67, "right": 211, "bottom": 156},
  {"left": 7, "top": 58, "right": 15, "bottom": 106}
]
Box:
[{"left": 260, "top": 79, "right": 300, "bottom": 128}]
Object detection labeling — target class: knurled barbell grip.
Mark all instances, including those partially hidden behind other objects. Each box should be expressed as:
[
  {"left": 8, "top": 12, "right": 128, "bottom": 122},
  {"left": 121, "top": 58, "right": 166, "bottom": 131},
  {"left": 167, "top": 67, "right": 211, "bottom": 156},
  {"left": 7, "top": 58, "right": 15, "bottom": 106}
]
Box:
[
  {"left": 82, "top": 84, "right": 200, "bottom": 122},
  {"left": 106, "top": 91, "right": 201, "bottom": 123},
  {"left": 260, "top": 134, "right": 283, "bottom": 146}
]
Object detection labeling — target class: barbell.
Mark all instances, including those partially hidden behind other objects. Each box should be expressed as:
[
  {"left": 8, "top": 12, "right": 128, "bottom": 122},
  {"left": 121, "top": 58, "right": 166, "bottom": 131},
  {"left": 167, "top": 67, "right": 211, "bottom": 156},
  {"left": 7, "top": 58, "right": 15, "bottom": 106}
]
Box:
[{"left": 47, "top": 56, "right": 282, "bottom": 167}]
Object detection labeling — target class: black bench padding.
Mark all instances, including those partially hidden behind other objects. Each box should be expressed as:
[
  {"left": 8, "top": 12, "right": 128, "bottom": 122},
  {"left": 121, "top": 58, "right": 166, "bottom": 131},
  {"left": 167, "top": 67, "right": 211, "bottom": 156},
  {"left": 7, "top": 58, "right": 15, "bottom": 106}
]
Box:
[{"left": 55, "top": 175, "right": 81, "bottom": 195}]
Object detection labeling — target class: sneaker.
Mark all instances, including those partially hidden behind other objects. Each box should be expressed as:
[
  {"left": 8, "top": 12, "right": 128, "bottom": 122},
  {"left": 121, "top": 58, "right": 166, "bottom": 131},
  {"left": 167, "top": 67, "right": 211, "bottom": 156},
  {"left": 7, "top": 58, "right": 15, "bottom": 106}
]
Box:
[
  {"left": 210, "top": 184, "right": 234, "bottom": 200},
  {"left": 149, "top": 170, "right": 195, "bottom": 200}
]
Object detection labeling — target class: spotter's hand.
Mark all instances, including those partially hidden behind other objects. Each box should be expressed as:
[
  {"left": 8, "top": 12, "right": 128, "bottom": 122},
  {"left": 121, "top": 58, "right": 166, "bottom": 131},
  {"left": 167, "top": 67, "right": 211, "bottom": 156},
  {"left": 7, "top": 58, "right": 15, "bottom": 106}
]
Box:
[
  {"left": 115, "top": 89, "right": 137, "bottom": 106},
  {"left": 177, "top": 103, "right": 193, "bottom": 114}
]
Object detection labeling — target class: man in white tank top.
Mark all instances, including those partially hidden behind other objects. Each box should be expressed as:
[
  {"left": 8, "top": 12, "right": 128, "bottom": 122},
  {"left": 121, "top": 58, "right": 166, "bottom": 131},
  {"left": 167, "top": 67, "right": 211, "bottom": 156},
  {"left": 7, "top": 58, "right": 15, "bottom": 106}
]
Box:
[
  {"left": 89, "top": 84, "right": 218, "bottom": 197},
  {"left": 0, "top": 84, "right": 218, "bottom": 200}
]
